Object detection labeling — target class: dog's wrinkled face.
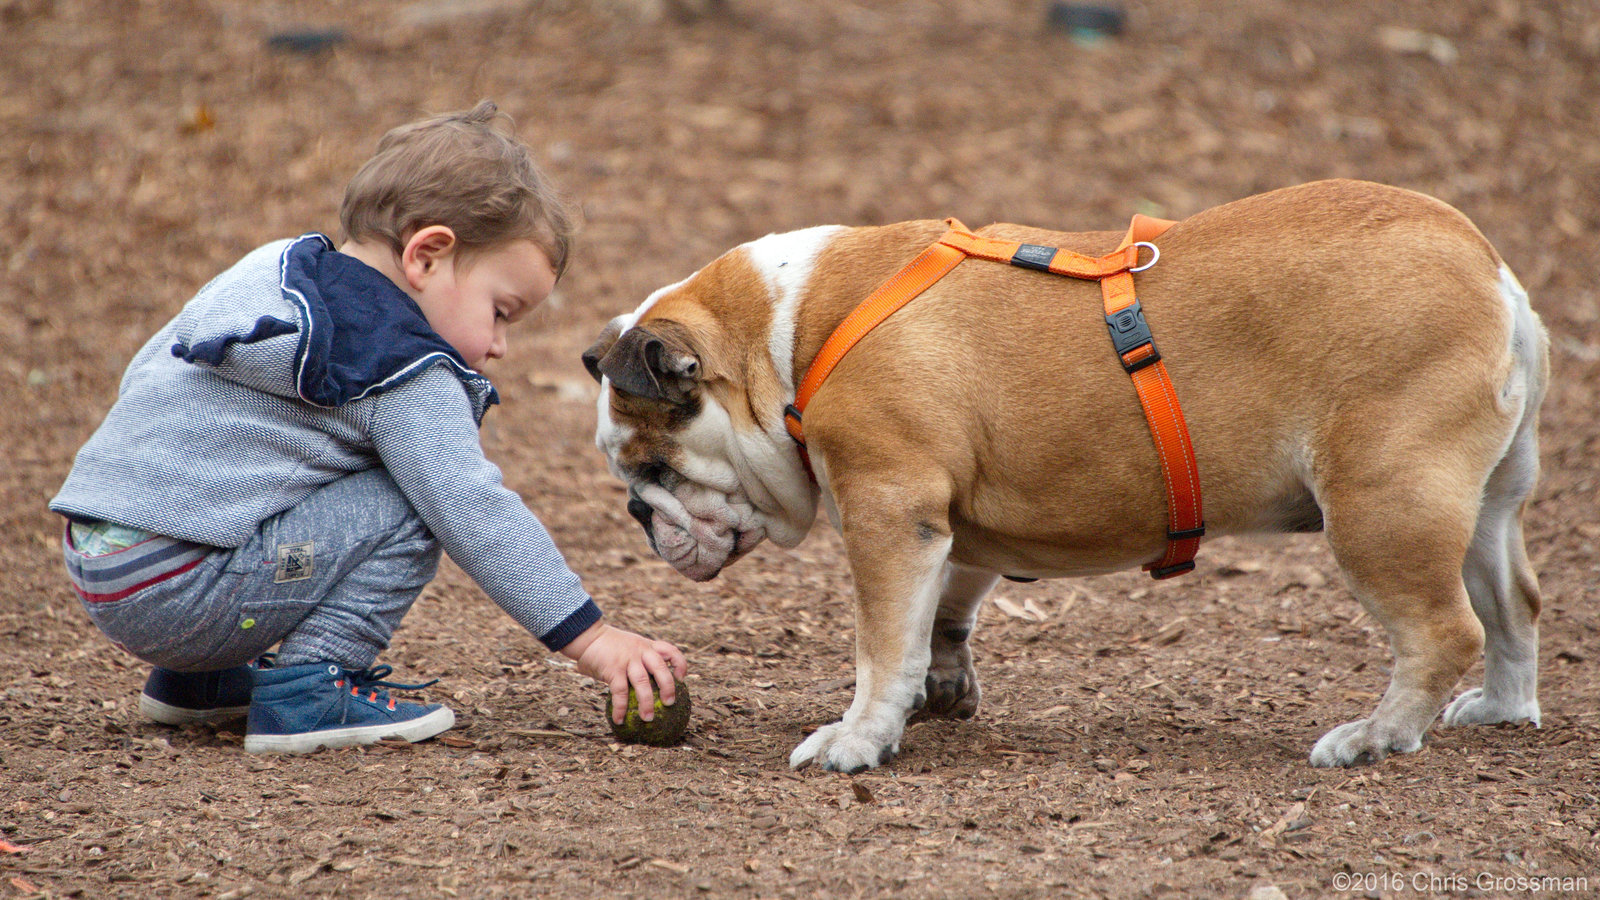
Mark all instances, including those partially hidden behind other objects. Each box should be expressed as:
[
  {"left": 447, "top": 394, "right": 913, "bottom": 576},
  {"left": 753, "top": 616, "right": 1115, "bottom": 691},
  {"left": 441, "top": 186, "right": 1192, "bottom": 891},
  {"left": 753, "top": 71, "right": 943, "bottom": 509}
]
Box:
[
  {"left": 587, "top": 234, "right": 837, "bottom": 581},
  {"left": 584, "top": 304, "right": 774, "bottom": 582}
]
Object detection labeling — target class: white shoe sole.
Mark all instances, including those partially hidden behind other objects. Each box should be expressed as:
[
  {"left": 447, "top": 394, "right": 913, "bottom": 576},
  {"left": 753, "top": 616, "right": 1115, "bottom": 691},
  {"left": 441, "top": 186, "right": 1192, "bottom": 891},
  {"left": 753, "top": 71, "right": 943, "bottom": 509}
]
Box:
[
  {"left": 140, "top": 693, "right": 250, "bottom": 726},
  {"left": 243, "top": 707, "right": 456, "bottom": 754}
]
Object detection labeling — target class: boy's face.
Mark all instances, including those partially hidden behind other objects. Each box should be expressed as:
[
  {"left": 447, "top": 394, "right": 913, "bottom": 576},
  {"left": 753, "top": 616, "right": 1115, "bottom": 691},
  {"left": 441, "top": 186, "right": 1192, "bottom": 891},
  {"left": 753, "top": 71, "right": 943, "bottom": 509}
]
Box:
[{"left": 414, "top": 239, "right": 557, "bottom": 369}]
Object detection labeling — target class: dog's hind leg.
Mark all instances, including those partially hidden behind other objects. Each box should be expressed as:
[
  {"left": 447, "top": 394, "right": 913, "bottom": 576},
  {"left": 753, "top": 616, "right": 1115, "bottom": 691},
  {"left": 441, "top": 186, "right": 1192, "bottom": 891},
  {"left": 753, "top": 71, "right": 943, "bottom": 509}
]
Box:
[
  {"left": 1440, "top": 433, "right": 1542, "bottom": 727},
  {"left": 919, "top": 564, "right": 999, "bottom": 720},
  {"left": 1444, "top": 274, "right": 1547, "bottom": 728},
  {"left": 1309, "top": 435, "right": 1490, "bottom": 767}
]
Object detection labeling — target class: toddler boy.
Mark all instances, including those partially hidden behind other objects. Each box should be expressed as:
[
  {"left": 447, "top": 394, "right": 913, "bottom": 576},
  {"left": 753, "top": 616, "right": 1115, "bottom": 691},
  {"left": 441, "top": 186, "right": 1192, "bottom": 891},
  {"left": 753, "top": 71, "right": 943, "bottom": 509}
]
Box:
[{"left": 51, "top": 101, "right": 686, "bottom": 753}]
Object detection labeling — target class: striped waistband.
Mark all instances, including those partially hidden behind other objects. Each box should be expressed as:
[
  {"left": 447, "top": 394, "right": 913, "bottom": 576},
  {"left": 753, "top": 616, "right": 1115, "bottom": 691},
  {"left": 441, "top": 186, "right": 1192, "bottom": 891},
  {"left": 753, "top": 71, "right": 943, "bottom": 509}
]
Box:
[{"left": 63, "top": 524, "right": 216, "bottom": 603}]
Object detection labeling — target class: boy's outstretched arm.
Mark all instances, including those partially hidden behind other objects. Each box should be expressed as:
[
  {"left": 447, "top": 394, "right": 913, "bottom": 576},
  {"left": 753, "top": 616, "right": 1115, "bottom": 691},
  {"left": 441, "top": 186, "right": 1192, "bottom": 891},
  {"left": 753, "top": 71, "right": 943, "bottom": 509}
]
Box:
[{"left": 561, "top": 622, "right": 688, "bottom": 724}]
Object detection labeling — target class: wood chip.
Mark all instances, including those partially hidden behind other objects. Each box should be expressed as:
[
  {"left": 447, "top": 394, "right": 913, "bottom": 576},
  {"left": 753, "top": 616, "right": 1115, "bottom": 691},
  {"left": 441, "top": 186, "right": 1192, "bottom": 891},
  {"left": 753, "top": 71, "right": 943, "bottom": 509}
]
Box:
[
  {"left": 286, "top": 859, "right": 330, "bottom": 886},
  {"left": 389, "top": 856, "right": 448, "bottom": 869},
  {"left": 507, "top": 729, "right": 576, "bottom": 740},
  {"left": 993, "top": 595, "right": 1046, "bottom": 623},
  {"left": 648, "top": 858, "right": 689, "bottom": 874},
  {"left": 1258, "top": 802, "right": 1307, "bottom": 846}
]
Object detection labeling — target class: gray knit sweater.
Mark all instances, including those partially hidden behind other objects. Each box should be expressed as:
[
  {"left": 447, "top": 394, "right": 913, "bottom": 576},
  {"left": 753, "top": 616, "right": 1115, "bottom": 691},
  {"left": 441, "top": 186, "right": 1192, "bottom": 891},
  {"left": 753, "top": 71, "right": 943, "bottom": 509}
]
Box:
[{"left": 51, "top": 235, "right": 601, "bottom": 651}]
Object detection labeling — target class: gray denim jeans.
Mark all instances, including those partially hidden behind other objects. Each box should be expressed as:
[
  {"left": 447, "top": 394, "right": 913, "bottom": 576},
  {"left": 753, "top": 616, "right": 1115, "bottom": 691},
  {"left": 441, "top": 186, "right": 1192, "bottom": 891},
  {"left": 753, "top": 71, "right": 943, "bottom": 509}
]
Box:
[{"left": 71, "top": 467, "right": 440, "bottom": 672}]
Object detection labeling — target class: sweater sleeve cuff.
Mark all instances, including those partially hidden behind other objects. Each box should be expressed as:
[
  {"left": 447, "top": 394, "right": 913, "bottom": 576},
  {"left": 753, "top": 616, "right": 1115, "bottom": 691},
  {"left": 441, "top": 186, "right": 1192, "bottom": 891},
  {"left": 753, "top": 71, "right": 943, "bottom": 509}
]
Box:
[{"left": 538, "top": 598, "right": 603, "bottom": 652}]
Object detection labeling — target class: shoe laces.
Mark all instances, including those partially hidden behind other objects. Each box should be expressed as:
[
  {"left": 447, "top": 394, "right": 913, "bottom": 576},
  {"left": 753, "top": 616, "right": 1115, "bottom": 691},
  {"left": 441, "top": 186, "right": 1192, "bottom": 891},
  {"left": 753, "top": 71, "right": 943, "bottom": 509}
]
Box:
[
  {"left": 348, "top": 665, "right": 439, "bottom": 692},
  {"left": 330, "top": 665, "right": 441, "bottom": 711}
]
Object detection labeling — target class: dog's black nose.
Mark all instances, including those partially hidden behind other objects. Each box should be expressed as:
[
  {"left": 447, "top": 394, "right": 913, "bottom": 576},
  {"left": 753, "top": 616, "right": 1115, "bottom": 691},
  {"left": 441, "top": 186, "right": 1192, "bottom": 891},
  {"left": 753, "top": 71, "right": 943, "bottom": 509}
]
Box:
[{"left": 627, "top": 495, "right": 654, "bottom": 532}]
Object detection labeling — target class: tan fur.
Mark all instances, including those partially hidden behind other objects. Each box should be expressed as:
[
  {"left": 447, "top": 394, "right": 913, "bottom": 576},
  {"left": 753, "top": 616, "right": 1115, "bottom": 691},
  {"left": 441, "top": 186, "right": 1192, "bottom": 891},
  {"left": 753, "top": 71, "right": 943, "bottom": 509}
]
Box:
[{"left": 592, "top": 180, "right": 1548, "bottom": 771}]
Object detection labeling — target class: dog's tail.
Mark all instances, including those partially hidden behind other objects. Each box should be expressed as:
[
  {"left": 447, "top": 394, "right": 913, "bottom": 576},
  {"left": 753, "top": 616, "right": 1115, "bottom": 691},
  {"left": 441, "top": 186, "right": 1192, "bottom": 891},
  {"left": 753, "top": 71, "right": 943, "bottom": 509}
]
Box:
[{"left": 1496, "top": 266, "right": 1549, "bottom": 445}]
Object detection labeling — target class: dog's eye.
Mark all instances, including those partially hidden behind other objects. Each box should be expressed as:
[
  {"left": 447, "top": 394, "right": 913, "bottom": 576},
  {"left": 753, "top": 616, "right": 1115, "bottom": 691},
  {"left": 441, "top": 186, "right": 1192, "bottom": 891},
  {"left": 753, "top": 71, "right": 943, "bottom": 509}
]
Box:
[{"left": 637, "top": 461, "right": 683, "bottom": 490}]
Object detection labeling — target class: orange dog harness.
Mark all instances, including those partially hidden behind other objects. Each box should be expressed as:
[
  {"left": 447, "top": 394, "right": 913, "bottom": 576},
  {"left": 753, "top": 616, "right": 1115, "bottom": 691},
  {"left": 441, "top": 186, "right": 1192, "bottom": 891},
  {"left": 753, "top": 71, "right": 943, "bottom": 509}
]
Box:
[{"left": 784, "top": 216, "right": 1205, "bottom": 579}]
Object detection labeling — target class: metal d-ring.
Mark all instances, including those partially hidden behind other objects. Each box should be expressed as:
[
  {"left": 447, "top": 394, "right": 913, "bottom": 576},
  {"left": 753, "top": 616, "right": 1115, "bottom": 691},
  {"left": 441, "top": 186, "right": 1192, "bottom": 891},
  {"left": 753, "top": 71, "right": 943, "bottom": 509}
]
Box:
[{"left": 1130, "top": 241, "right": 1160, "bottom": 273}]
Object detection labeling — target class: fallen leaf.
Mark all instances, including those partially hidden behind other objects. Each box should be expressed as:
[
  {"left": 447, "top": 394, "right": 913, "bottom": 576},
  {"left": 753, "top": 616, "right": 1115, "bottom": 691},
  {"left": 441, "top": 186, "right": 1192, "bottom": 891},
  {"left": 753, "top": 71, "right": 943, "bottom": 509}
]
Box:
[
  {"left": 0, "top": 839, "right": 30, "bottom": 854},
  {"left": 851, "top": 781, "right": 875, "bottom": 804},
  {"left": 648, "top": 858, "right": 689, "bottom": 874},
  {"left": 286, "top": 859, "right": 330, "bottom": 886},
  {"left": 1258, "top": 801, "right": 1307, "bottom": 846},
  {"left": 993, "top": 595, "right": 1045, "bottom": 623},
  {"left": 1376, "top": 25, "right": 1458, "bottom": 64}
]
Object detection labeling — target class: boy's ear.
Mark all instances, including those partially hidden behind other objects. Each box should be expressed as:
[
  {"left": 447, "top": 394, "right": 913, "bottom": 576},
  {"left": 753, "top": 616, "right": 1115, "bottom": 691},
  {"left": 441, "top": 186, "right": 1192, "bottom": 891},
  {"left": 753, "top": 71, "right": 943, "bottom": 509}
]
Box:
[{"left": 401, "top": 225, "right": 458, "bottom": 291}]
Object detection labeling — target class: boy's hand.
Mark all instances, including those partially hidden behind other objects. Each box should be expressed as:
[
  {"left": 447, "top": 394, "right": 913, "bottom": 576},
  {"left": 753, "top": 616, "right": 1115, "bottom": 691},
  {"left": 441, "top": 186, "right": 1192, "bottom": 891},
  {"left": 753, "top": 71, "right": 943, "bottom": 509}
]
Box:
[{"left": 560, "top": 622, "right": 688, "bottom": 724}]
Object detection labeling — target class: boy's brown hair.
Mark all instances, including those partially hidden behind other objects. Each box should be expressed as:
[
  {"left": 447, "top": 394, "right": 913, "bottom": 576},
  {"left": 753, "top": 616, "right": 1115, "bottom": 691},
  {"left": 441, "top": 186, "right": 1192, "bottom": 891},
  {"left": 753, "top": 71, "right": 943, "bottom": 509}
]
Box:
[{"left": 341, "top": 100, "right": 576, "bottom": 278}]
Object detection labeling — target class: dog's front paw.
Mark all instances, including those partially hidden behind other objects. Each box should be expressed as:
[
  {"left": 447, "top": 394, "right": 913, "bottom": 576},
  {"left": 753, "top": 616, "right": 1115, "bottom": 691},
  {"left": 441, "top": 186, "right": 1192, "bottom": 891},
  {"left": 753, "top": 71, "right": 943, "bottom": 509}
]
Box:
[
  {"left": 1441, "top": 688, "right": 1541, "bottom": 728},
  {"left": 789, "top": 721, "right": 899, "bottom": 774},
  {"left": 1309, "top": 718, "right": 1424, "bottom": 767}
]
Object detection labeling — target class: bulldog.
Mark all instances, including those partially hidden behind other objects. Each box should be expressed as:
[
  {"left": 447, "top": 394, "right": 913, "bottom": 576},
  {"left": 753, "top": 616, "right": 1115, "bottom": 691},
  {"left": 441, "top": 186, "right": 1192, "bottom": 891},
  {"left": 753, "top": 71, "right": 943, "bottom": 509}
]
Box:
[{"left": 583, "top": 179, "right": 1549, "bottom": 773}]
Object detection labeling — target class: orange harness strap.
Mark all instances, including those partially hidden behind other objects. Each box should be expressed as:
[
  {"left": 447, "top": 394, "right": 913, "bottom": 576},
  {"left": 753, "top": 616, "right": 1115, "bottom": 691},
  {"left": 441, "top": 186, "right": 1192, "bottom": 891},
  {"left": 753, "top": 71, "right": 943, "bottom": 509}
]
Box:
[{"left": 786, "top": 216, "right": 1204, "bottom": 579}]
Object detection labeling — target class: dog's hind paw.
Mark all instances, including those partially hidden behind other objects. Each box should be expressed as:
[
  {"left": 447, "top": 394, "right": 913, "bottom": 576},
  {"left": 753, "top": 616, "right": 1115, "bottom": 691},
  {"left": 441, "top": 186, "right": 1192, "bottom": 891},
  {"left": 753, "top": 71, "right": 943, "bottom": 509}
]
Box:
[
  {"left": 1309, "top": 718, "right": 1424, "bottom": 767},
  {"left": 921, "top": 666, "right": 981, "bottom": 720},
  {"left": 789, "top": 722, "right": 899, "bottom": 774},
  {"left": 1441, "top": 688, "right": 1541, "bottom": 728}
]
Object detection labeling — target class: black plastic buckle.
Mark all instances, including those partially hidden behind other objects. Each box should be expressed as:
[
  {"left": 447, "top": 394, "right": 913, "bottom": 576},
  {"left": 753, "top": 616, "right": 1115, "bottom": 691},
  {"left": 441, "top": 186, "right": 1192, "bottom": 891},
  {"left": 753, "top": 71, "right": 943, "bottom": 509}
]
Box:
[
  {"left": 1010, "top": 243, "right": 1057, "bottom": 272},
  {"left": 784, "top": 403, "right": 805, "bottom": 444},
  {"left": 1148, "top": 560, "right": 1196, "bottom": 580},
  {"left": 1167, "top": 525, "right": 1206, "bottom": 541},
  {"left": 1105, "top": 298, "right": 1160, "bottom": 373}
]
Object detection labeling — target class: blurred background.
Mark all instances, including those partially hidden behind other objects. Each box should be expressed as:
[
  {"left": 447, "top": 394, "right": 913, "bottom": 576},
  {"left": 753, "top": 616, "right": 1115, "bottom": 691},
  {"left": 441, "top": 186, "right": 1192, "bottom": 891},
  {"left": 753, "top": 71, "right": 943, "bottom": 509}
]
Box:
[{"left": 2, "top": 1, "right": 1598, "bottom": 896}]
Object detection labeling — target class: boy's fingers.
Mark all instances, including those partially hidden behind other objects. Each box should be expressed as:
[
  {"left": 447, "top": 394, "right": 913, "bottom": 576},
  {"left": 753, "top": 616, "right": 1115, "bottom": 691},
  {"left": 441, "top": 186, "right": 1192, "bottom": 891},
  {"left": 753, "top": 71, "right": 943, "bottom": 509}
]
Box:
[
  {"left": 650, "top": 640, "right": 687, "bottom": 679},
  {"left": 657, "top": 641, "right": 688, "bottom": 679},
  {"left": 645, "top": 651, "right": 676, "bottom": 706},
  {"left": 610, "top": 676, "right": 631, "bottom": 725},
  {"left": 629, "top": 661, "right": 656, "bottom": 721}
]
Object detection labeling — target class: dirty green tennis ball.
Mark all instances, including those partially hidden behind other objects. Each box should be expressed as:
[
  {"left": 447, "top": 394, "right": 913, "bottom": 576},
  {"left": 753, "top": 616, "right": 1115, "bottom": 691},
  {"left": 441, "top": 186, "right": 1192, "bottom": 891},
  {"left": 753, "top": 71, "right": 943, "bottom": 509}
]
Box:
[{"left": 606, "top": 680, "right": 691, "bottom": 746}]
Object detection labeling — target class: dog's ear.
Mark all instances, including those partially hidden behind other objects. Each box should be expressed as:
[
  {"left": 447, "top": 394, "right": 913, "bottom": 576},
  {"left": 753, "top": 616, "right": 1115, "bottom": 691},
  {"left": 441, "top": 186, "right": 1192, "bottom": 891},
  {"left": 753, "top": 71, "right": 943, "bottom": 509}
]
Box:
[
  {"left": 596, "top": 323, "right": 700, "bottom": 405},
  {"left": 581, "top": 317, "right": 625, "bottom": 384}
]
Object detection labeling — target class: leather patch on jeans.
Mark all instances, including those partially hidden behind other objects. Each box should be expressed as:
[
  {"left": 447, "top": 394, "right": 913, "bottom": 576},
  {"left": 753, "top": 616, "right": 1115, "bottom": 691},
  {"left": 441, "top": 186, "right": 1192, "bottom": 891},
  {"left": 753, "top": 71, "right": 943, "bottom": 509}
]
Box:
[{"left": 274, "top": 541, "right": 315, "bottom": 583}]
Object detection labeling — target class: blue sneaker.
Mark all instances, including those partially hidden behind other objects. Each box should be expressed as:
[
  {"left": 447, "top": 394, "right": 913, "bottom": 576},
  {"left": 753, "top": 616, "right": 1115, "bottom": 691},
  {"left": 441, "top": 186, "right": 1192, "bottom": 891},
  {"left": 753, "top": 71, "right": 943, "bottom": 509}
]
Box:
[
  {"left": 243, "top": 662, "right": 455, "bottom": 754},
  {"left": 140, "top": 663, "right": 259, "bottom": 725}
]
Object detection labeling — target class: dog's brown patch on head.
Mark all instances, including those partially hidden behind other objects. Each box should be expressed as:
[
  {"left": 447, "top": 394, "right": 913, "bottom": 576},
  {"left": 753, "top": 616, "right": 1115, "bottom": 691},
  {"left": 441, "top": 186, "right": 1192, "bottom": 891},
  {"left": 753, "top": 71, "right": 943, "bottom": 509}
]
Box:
[{"left": 629, "top": 246, "right": 789, "bottom": 433}]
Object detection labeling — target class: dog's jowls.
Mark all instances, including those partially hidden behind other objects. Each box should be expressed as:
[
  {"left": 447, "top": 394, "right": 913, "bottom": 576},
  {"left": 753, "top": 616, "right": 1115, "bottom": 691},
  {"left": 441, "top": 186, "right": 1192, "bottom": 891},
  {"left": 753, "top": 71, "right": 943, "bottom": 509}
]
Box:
[{"left": 584, "top": 180, "right": 1549, "bottom": 773}]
